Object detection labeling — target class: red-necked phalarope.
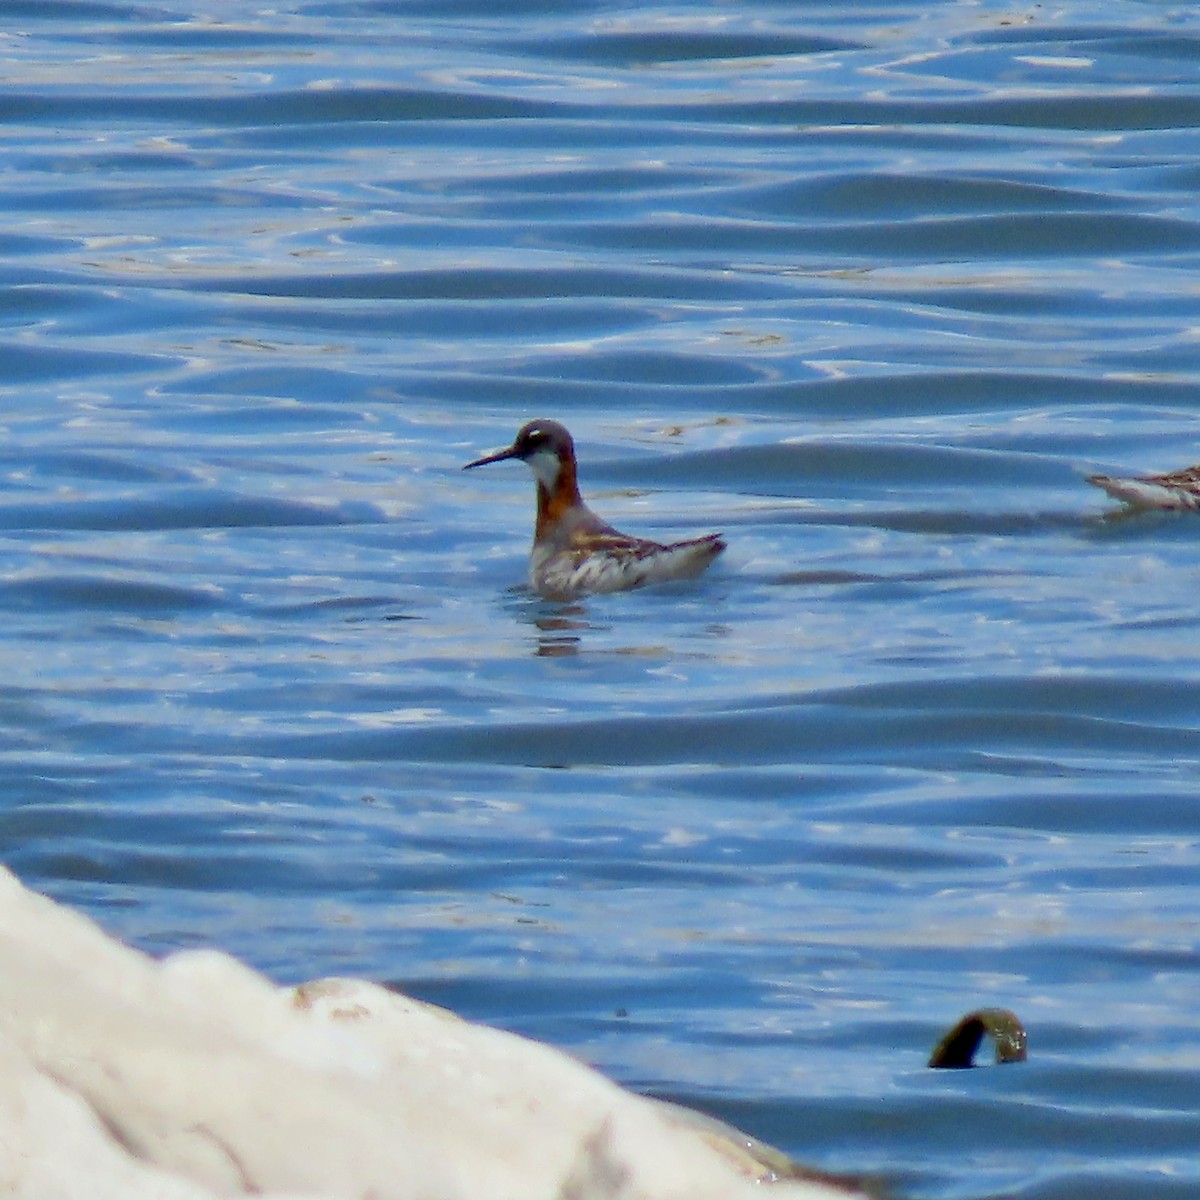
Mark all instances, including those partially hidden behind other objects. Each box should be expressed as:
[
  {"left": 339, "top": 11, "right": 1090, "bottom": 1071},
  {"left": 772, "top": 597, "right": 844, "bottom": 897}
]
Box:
[
  {"left": 464, "top": 419, "right": 726, "bottom": 599},
  {"left": 1088, "top": 463, "right": 1200, "bottom": 511}
]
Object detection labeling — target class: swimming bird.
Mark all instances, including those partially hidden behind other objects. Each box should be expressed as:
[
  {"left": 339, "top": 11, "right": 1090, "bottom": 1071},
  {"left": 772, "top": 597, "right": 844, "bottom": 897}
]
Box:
[
  {"left": 1087, "top": 463, "right": 1200, "bottom": 511},
  {"left": 464, "top": 419, "right": 725, "bottom": 599}
]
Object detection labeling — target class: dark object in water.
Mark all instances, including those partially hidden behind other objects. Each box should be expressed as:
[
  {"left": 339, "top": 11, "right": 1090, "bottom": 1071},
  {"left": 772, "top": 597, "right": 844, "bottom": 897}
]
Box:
[{"left": 928, "top": 1008, "right": 1028, "bottom": 1068}]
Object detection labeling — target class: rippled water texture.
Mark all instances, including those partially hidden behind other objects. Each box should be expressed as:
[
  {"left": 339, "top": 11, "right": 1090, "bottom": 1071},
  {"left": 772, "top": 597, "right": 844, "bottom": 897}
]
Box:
[{"left": 4, "top": 3, "right": 1200, "bottom": 1197}]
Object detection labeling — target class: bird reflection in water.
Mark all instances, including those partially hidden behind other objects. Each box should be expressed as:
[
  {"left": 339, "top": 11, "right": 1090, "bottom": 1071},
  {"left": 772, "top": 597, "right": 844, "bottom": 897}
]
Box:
[{"left": 531, "top": 604, "right": 587, "bottom": 657}]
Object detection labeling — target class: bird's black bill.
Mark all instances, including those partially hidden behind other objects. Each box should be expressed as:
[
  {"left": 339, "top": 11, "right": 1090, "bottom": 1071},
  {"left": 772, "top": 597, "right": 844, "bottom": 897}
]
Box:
[{"left": 463, "top": 444, "right": 521, "bottom": 470}]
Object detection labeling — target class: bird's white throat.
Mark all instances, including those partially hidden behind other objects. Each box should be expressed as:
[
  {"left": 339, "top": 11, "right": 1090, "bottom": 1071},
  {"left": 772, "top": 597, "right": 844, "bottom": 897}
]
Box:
[{"left": 525, "top": 447, "right": 562, "bottom": 490}]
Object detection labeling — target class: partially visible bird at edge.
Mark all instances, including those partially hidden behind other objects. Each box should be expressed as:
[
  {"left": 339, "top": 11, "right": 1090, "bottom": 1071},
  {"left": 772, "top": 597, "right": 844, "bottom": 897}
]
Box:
[
  {"left": 1087, "top": 463, "right": 1200, "bottom": 511},
  {"left": 464, "top": 419, "right": 726, "bottom": 600}
]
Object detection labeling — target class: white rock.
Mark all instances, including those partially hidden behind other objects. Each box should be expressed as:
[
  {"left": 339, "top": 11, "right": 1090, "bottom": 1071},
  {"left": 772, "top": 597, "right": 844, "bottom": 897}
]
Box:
[{"left": 0, "top": 866, "right": 867, "bottom": 1200}]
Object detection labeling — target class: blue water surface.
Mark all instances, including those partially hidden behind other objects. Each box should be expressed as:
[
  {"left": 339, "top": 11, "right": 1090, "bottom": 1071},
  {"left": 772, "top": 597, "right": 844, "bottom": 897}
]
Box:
[{"left": 3, "top": 2, "right": 1200, "bottom": 1197}]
